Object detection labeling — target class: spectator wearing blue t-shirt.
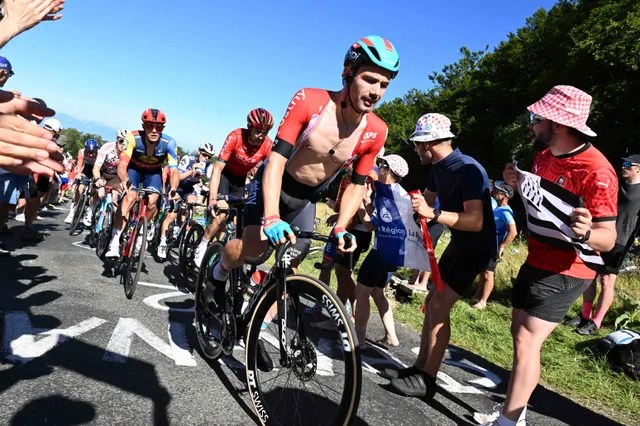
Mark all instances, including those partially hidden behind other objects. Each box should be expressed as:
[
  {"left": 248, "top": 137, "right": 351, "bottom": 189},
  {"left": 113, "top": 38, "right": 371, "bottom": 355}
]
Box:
[{"left": 472, "top": 182, "right": 517, "bottom": 310}]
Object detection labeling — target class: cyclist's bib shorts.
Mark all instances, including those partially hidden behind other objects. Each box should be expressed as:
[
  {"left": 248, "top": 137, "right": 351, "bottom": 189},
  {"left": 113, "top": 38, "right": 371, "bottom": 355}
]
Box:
[
  {"left": 127, "top": 166, "right": 162, "bottom": 193},
  {"left": 219, "top": 169, "right": 246, "bottom": 198},
  {"left": 244, "top": 165, "right": 317, "bottom": 264}
]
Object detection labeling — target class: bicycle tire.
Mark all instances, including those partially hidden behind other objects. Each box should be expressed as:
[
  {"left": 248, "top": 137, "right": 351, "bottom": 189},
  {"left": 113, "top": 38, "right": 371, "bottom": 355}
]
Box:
[
  {"left": 180, "top": 221, "right": 204, "bottom": 293},
  {"left": 245, "top": 274, "right": 362, "bottom": 426},
  {"left": 69, "top": 194, "right": 88, "bottom": 236},
  {"left": 123, "top": 216, "right": 148, "bottom": 299},
  {"left": 96, "top": 205, "right": 113, "bottom": 259},
  {"left": 88, "top": 203, "right": 102, "bottom": 248},
  {"left": 193, "top": 241, "right": 225, "bottom": 360}
]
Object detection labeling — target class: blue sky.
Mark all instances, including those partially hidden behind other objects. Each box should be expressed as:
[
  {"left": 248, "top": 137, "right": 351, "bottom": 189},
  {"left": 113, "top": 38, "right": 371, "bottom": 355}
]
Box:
[{"left": 1, "top": 0, "right": 556, "bottom": 151}]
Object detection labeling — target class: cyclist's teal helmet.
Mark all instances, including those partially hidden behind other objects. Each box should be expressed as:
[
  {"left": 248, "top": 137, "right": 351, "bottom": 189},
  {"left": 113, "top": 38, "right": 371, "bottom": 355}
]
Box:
[{"left": 344, "top": 35, "right": 400, "bottom": 79}]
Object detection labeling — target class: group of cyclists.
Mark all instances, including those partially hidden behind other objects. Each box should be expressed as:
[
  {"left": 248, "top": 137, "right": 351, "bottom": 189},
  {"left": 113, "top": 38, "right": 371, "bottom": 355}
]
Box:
[{"left": 53, "top": 36, "right": 399, "bottom": 422}]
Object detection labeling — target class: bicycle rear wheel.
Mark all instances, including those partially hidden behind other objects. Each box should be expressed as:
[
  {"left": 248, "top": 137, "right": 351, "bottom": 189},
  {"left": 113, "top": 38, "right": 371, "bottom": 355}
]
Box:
[
  {"left": 69, "top": 194, "right": 88, "bottom": 236},
  {"left": 180, "top": 221, "right": 204, "bottom": 292},
  {"left": 96, "top": 205, "right": 114, "bottom": 259},
  {"left": 245, "top": 275, "right": 361, "bottom": 426},
  {"left": 123, "top": 216, "right": 148, "bottom": 299}
]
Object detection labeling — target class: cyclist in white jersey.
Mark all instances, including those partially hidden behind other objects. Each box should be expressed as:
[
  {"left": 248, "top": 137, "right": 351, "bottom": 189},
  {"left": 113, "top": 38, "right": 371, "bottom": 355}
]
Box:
[{"left": 93, "top": 130, "right": 128, "bottom": 207}]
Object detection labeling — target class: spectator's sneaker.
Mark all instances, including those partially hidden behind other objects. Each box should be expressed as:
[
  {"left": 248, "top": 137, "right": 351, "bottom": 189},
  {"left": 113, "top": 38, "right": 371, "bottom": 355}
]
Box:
[
  {"left": 21, "top": 229, "right": 44, "bottom": 243},
  {"left": 0, "top": 245, "right": 10, "bottom": 256},
  {"left": 575, "top": 320, "right": 599, "bottom": 335},
  {"left": 563, "top": 314, "right": 588, "bottom": 328},
  {"left": 15, "top": 213, "right": 25, "bottom": 222},
  {"left": 390, "top": 371, "right": 437, "bottom": 399},
  {"left": 157, "top": 242, "right": 168, "bottom": 259},
  {"left": 474, "top": 405, "right": 527, "bottom": 425},
  {"left": 383, "top": 365, "right": 421, "bottom": 380}
]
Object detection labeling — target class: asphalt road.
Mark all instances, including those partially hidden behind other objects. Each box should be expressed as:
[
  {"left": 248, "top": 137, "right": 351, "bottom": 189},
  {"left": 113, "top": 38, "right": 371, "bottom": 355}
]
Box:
[{"left": 0, "top": 206, "right": 621, "bottom": 426}]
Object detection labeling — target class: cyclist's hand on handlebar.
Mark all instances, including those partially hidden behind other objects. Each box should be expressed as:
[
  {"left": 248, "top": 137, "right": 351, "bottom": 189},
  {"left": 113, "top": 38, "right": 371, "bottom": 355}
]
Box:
[
  {"left": 263, "top": 215, "right": 295, "bottom": 246},
  {"left": 169, "top": 189, "right": 181, "bottom": 201},
  {"left": 117, "top": 180, "right": 129, "bottom": 193},
  {"left": 333, "top": 227, "right": 357, "bottom": 253},
  {"left": 95, "top": 178, "right": 106, "bottom": 188},
  {"left": 207, "top": 201, "right": 218, "bottom": 215}
]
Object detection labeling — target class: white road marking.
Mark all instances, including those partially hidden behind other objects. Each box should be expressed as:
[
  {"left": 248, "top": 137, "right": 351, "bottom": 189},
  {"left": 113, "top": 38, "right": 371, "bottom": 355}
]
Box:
[
  {"left": 143, "top": 291, "right": 194, "bottom": 312},
  {"left": 103, "top": 318, "right": 196, "bottom": 367},
  {"left": 3, "top": 311, "right": 106, "bottom": 364},
  {"left": 72, "top": 241, "right": 93, "bottom": 251}
]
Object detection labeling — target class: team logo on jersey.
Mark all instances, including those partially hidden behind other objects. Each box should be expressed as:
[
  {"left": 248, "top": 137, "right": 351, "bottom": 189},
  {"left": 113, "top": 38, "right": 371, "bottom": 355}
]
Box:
[
  {"left": 139, "top": 155, "right": 160, "bottom": 164},
  {"left": 555, "top": 176, "right": 567, "bottom": 187}
]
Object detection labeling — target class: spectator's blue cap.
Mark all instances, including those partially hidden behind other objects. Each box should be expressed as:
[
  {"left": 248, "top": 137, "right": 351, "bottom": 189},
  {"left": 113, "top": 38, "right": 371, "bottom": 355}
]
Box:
[{"left": 0, "top": 56, "right": 12, "bottom": 71}]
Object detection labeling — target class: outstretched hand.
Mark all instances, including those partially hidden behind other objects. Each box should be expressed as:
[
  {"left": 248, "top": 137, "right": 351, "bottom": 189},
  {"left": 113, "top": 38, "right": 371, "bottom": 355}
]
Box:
[{"left": 2, "top": 0, "right": 65, "bottom": 39}]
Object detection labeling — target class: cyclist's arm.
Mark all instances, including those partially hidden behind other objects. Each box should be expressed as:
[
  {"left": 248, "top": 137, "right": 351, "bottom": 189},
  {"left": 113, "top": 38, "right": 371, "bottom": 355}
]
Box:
[
  {"left": 76, "top": 151, "right": 85, "bottom": 176},
  {"left": 262, "top": 152, "right": 287, "bottom": 218},
  {"left": 117, "top": 134, "right": 135, "bottom": 185},
  {"left": 93, "top": 145, "right": 107, "bottom": 180},
  {"left": 207, "top": 161, "right": 225, "bottom": 204},
  {"left": 335, "top": 182, "right": 366, "bottom": 231},
  {"left": 166, "top": 140, "right": 179, "bottom": 193}
]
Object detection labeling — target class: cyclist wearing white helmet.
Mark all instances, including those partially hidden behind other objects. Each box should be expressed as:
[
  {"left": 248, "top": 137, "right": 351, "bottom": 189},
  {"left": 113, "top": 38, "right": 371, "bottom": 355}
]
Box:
[
  {"left": 92, "top": 130, "right": 129, "bottom": 212},
  {"left": 156, "top": 143, "right": 214, "bottom": 259}
]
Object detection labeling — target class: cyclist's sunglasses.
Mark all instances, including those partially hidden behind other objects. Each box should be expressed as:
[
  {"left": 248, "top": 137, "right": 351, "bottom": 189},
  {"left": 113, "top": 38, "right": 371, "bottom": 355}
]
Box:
[
  {"left": 530, "top": 113, "right": 546, "bottom": 125},
  {"left": 623, "top": 161, "right": 639, "bottom": 169},
  {"left": 144, "top": 123, "right": 165, "bottom": 132}
]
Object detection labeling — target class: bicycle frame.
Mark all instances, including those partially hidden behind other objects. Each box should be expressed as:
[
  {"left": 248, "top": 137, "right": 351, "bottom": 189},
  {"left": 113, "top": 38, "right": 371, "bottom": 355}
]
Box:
[
  {"left": 95, "top": 189, "right": 114, "bottom": 234},
  {"left": 122, "top": 187, "right": 151, "bottom": 258}
]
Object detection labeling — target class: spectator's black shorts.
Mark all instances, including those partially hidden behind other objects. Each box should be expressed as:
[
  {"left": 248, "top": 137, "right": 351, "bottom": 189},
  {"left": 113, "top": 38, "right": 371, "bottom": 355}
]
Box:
[
  {"left": 427, "top": 222, "right": 445, "bottom": 249},
  {"left": 485, "top": 256, "right": 500, "bottom": 272},
  {"left": 19, "top": 175, "right": 38, "bottom": 200},
  {"left": 439, "top": 243, "right": 493, "bottom": 296},
  {"left": 598, "top": 243, "right": 627, "bottom": 275},
  {"left": 36, "top": 174, "right": 50, "bottom": 193},
  {"left": 357, "top": 249, "right": 399, "bottom": 288},
  {"left": 512, "top": 262, "right": 591, "bottom": 323}
]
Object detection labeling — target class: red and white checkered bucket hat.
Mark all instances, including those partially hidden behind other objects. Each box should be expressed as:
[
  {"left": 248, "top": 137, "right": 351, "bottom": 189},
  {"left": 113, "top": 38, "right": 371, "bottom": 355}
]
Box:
[{"left": 528, "top": 85, "right": 597, "bottom": 137}]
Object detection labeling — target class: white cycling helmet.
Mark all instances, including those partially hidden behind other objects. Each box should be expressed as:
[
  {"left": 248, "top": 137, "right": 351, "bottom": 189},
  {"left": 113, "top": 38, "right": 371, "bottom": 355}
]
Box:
[
  {"left": 116, "top": 129, "right": 129, "bottom": 140},
  {"left": 43, "top": 118, "right": 62, "bottom": 134},
  {"left": 198, "top": 142, "right": 215, "bottom": 156}
]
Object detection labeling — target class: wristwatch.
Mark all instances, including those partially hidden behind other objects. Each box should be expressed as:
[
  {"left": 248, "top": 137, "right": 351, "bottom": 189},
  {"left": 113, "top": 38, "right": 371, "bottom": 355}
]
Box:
[
  {"left": 577, "top": 230, "right": 591, "bottom": 243},
  {"left": 432, "top": 209, "right": 442, "bottom": 223}
]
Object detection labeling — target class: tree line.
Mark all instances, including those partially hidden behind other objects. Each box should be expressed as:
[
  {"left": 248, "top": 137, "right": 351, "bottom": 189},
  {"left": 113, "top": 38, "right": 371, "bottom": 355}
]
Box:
[{"left": 373, "top": 0, "right": 639, "bottom": 192}]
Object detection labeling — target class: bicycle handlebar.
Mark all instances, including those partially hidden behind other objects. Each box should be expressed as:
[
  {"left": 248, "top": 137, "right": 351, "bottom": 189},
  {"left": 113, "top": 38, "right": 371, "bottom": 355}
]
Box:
[{"left": 245, "top": 226, "right": 353, "bottom": 268}]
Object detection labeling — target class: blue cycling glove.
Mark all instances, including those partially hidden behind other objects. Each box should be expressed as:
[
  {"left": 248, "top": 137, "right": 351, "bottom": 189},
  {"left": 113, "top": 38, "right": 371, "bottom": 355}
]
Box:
[{"left": 263, "top": 215, "right": 293, "bottom": 245}]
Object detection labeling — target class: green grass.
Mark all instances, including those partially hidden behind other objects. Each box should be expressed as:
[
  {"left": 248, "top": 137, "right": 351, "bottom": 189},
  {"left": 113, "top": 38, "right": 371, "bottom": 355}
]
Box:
[{"left": 294, "top": 203, "right": 640, "bottom": 425}]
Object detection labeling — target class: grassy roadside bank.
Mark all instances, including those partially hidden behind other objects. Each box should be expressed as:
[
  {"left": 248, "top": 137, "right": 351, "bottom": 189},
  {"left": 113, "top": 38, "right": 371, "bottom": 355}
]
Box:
[{"left": 297, "top": 203, "right": 639, "bottom": 425}]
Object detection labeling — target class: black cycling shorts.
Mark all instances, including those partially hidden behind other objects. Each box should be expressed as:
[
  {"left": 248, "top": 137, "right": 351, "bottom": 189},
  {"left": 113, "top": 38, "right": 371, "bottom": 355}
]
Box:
[
  {"left": 244, "top": 165, "right": 318, "bottom": 264},
  {"left": 219, "top": 170, "right": 245, "bottom": 198}
]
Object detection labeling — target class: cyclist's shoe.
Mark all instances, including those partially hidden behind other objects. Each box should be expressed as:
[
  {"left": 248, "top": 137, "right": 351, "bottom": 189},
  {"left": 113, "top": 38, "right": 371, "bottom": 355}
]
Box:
[
  {"left": 157, "top": 242, "right": 168, "bottom": 259},
  {"left": 15, "top": 213, "right": 25, "bottom": 222},
  {"left": 147, "top": 222, "right": 156, "bottom": 242},
  {"left": 64, "top": 208, "right": 75, "bottom": 224},
  {"left": 105, "top": 239, "right": 120, "bottom": 258},
  {"left": 82, "top": 208, "right": 92, "bottom": 227},
  {"left": 256, "top": 340, "right": 274, "bottom": 372},
  {"left": 203, "top": 278, "right": 225, "bottom": 313},
  {"left": 194, "top": 244, "right": 206, "bottom": 267},
  {"left": 134, "top": 236, "right": 147, "bottom": 256}
]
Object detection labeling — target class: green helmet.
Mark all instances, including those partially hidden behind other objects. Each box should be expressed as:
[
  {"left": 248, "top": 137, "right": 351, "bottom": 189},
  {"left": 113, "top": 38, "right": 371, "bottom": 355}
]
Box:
[{"left": 344, "top": 35, "right": 400, "bottom": 79}]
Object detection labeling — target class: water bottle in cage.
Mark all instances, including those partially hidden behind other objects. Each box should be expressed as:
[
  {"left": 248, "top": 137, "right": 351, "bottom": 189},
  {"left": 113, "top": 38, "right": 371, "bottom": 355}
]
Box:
[{"left": 241, "top": 270, "right": 267, "bottom": 312}]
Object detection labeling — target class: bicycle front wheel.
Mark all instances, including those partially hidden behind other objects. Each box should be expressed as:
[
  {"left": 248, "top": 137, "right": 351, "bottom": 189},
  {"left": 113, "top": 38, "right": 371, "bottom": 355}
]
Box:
[
  {"left": 180, "top": 221, "right": 204, "bottom": 292},
  {"left": 245, "top": 275, "right": 362, "bottom": 426},
  {"left": 123, "top": 216, "right": 148, "bottom": 299},
  {"left": 69, "top": 194, "right": 88, "bottom": 236}
]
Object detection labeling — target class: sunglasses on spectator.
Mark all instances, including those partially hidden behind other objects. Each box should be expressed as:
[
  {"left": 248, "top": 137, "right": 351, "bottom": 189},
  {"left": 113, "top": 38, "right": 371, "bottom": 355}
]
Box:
[
  {"left": 530, "top": 113, "right": 545, "bottom": 125},
  {"left": 622, "top": 161, "right": 639, "bottom": 168},
  {"left": 144, "top": 123, "right": 164, "bottom": 132},
  {"left": 378, "top": 161, "right": 390, "bottom": 170},
  {"left": 4, "top": 69, "right": 14, "bottom": 77}
]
